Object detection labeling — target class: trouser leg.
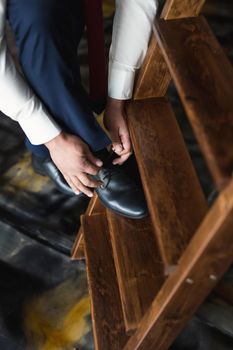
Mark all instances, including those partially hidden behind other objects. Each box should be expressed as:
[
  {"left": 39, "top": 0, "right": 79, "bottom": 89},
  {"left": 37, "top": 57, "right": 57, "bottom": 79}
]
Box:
[{"left": 7, "top": 0, "right": 110, "bottom": 157}]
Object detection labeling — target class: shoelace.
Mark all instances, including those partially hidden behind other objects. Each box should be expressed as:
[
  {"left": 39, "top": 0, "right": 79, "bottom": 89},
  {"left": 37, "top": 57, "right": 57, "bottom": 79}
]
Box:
[{"left": 98, "top": 165, "right": 123, "bottom": 188}]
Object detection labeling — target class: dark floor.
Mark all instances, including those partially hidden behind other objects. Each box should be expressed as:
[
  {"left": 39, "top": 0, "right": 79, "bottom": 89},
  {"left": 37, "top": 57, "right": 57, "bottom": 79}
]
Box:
[
  {"left": 0, "top": 0, "right": 233, "bottom": 349},
  {"left": 0, "top": 221, "right": 92, "bottom": 350}
]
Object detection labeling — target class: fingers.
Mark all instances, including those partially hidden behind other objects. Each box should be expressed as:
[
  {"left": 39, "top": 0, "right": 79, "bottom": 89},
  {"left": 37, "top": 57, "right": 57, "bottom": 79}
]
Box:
[
  {"left": 81, "top": 147, "right": 104, "bottom": 175},
  {"left": 112, "top": 142, "right": 123, "bottom": 154},
  {"left": 65, "top": 172, "right": 101, "bottom": 197},
  {"left": 62, "top": 146, "right": 103, "bottom": 197},
  {"left": 80, "top": 158, "right": 100, "bottom": 175},
  {"left": 108, "top": 128, "right": 122, "bottom": 154},
  {"left": 86, "top": 150, "right": 103, "bottom": 168},
  {"left": 112, "top": 132, "right": 132, "bottom": 164},
  {"left": 78, "top": 173, "right": 102, "bottom": 188},
  {"left": 71, "top": 176, "right": 94, "bottom": 197},
  {"left": 112, "top": 151, "right": 132, "bottom": 165},
  {"left": 120, "top": 130, "right": 132, "bottom": 154},
  {"left": 111, "top": 126, "right": 132, "bottom": 156},
  {"left": 112, "top": 140, "right": 132, "bottom": 156},
  {"left": 64, "top": 175, "right": 80, "bottom": 195}
]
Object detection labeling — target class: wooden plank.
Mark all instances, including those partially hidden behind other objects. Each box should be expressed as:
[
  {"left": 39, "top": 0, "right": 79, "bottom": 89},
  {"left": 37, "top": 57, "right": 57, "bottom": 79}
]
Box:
[
  {"left": 82, "top": 213, "right": 129, "bottom": 350},
  {"left": 107, "top": 211, "right": 165, "bottom": 333},
  {"left": 133, "top": 0, "right": 205, "bottom": 100},
  {"left": 127, "top": 97, "right": 208, "bottom": 270},
  {"left": 133, "top": 37, "right": 170, "bottom": 100},
  {"left": 87, "top": 193, "right": 105, "bottom": 215},
  {"left": 123, "top": 179, "right": 233, "bottom": 350},
  {"left": 71, "top": 228, "right": 85, "bottom": 260},
  {"left": 162, "top": 0, "right": 205, "bottom": 19},
  {"left": 155, "top": 16, "right": 233, "bottom": 189},
  {"left": 71, "top": 193, "right": 105, "bottom": 260}
]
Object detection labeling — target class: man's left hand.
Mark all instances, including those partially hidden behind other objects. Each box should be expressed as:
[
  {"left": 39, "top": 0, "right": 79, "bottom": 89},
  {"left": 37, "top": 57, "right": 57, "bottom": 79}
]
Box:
[{"left": 104, "top": 97, "right": 132, "bottom": 165}]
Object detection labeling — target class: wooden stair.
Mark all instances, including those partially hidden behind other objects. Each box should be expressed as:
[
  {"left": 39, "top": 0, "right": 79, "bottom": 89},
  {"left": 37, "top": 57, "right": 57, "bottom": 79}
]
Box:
[
  {"left": 107, "top": 211, "right": 164, "bottom": 332},
  {"left": 134, "top": 0, "right": 205, "bottom": 100},
  {"left": 154, "top": 16, "right": 233, "bottom": 189},
  {"left": 123, "top": 180, "right": 233, "bottom": 350},
  {"left": 71, "top": 193, "right": 104, "bottom": 260},
  {"left": 127, "top": 97, "right": 207, "bottom": 271},
  {"left": 82, "top": 213, "right": 129, "bottom": 349},
  {"left": 71, "top": 0, "right": 233, "bottom": 349}
]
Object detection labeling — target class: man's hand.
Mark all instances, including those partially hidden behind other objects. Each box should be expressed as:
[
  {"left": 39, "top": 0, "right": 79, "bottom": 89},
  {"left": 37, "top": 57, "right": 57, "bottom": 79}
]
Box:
[
  {"left": 45, "top": 132, "right": 103, "bottom": 197},
  {"left": 104, "top": 97, "right": 132, "bottom": 165}
]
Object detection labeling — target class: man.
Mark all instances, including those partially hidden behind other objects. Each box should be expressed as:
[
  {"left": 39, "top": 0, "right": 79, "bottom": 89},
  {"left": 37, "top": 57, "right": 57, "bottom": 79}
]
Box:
[{"left": 0, "top": 0, "right": 158, "bottom": 218}]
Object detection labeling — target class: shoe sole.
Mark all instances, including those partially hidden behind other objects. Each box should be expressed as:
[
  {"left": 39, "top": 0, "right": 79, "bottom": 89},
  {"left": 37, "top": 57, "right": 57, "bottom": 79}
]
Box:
[{"left": 97, "top": 194, "right": 148, "bottom": 220}]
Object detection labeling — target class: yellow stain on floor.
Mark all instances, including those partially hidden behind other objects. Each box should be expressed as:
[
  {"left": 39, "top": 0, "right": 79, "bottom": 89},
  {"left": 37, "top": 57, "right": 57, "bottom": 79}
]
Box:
[
  {"left": 42, "top": 298, "right": 90, "bottom": 350},
  {"left": 2, "top": 152, "right": 51, "bottom": 194},
  {"left": 24, "top": 277, "right": 91, "bottom": 350}
]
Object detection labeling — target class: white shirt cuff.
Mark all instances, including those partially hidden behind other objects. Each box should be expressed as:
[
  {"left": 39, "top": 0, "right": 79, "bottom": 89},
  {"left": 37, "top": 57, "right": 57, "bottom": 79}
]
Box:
[
  {"left": 108, "top": 64, "right": 136, "bottom": 100},
  {"left": 18, "top": 103, "right": 62, "bottom": 145}
]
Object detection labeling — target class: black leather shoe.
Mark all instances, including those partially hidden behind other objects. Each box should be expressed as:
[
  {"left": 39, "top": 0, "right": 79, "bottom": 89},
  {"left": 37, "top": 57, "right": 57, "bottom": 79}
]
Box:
[
  {"left": 32, "top": 154, "right": 75, "bottom": 196},
  {"left": 92, "top": 154, "right": 148, "bottom": 219}
]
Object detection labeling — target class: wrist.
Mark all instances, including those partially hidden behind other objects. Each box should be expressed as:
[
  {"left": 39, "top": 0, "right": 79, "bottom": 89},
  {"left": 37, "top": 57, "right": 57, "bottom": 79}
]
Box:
[
  {"left": 107, "top": 97, "right": 126, "bottom": 112},
  {"left": 44, "top": 131, "right": 65, "bottom": 151}
]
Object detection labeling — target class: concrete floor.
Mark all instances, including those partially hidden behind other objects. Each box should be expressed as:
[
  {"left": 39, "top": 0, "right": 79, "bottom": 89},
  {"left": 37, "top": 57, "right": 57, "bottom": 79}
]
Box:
[{"left": 0, "top": 0, "right": 232, "bottom": 349}]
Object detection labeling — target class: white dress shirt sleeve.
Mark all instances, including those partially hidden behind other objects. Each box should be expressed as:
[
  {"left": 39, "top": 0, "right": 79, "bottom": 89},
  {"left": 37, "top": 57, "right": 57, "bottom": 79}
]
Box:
[
  {"left": 0, "top": 0, "right": 61, "bottom": 145},
  {"left": 108, "top": 0, "right": 158, "bottom": 100}
]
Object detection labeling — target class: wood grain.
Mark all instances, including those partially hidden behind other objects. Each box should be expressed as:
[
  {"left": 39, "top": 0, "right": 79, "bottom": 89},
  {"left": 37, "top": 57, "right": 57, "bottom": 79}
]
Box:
[
  {"left": 162, "top": 0, "right": 205, "bottom": 19},
  {"left": 123, "top": 179, "right": 233, "bottom": 350},
  {"left": 134, "top": 0, "right": 205, "bottom": 100},
  {"left": 71, "top": 227, "right": 85, "bottom": 260},
  {"left": 71, "top": 193, "right": 105, "bottom": 260},
  {"left": 155, "top": 16, "right": 233, "bottom": 189},
  {"left": 134, "top": 37, "right": 170, "bottom": 100},
  {"left": 107, "top": 211, "right": 164, "bottom": 333},
  {"left": 82, "top": 213, "right": 129, "bottom": 350},
  {"left": 127, "top": 97, "right": 208, "bottom": 269}
]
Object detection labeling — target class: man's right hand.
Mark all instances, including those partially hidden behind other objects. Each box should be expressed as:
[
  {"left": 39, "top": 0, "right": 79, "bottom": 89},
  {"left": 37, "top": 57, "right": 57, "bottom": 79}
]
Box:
[
  {"left": 45, "top": 132, "right": 103, "bottom": 197},
  {"left": 104, "top": 97, "right": 132, "bottom": 165}
]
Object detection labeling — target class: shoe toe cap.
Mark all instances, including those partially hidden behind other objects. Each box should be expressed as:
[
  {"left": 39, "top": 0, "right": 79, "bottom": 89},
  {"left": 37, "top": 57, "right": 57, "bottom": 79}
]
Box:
[{"left": 97, "top": 187, "right": 148, "bottom": 219}]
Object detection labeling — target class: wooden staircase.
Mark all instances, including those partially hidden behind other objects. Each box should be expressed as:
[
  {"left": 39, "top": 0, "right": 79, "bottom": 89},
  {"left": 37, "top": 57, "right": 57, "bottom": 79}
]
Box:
[{"left": 72, "top": 0, "right": 233, "bottom": 349}]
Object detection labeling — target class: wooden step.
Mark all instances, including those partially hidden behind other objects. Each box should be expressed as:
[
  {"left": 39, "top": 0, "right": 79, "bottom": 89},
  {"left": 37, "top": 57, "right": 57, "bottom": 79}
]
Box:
[
  {"left": 82, "top": 213, "right": 129, "bottom": 350},
  {"left": 127, "top": 97, "right": 208, "bottom": 270},
  {"left": 154, "top": 16, "right": 233, "bottom": 189},
  {"left": 107, "top": 211, "right": 165, "bottom": 333},
  {"left": 133, "top": 0, "right": 205, "bottom": 100},
  {"left": 71, "top": 229, "right": 85, "bottom": 260},
  {"left": 123, "top": 179, "right": 233, "bottom": 350},
  {"left": 71, "top": 193, "right": 105, "bottom": 260}
]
